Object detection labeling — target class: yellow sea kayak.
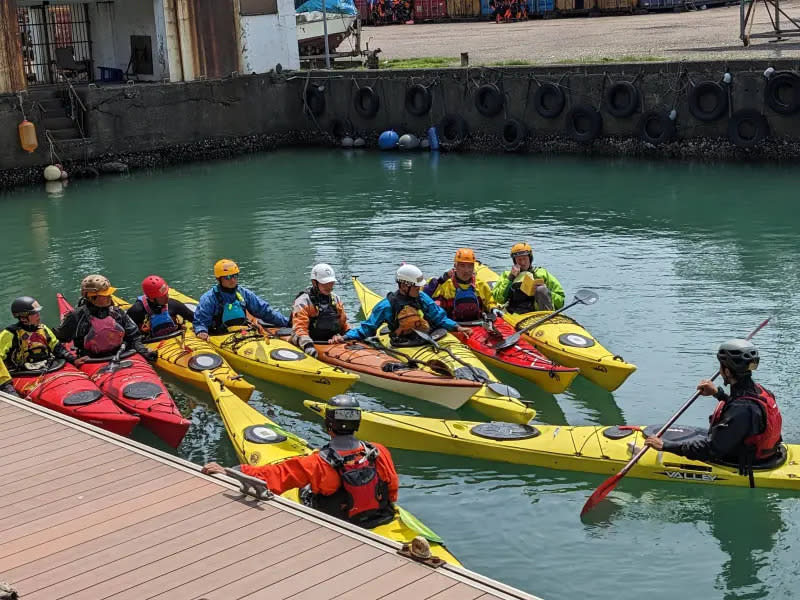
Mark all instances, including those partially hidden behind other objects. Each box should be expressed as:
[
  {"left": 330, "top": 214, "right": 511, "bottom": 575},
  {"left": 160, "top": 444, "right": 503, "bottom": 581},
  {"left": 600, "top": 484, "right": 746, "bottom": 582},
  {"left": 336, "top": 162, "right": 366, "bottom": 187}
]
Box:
[
  {"left": 476, "top": 264, "right": 636, "bottom": 391},
  {"left": 111, "top": 295, "right": 254, "bottom": 400},
  {"left": 352, "top": 277, "right": 535, "bottom": 424},
  {"left": 304, "top": 401, "right": 800, "bottom": 491},
  {"left": 205, "top": 373, "right": 461, "bottom": 565},
  {"left": 169, "top": 289, "right": 358, "bottom": 400}
]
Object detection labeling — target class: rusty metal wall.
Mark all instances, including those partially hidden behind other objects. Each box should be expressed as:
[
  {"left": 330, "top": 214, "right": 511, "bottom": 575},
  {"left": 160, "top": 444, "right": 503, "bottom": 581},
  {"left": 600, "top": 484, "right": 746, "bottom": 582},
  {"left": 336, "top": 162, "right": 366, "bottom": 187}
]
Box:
[{"left": 0, "top": 0, "right": 26, "bottom": 93}]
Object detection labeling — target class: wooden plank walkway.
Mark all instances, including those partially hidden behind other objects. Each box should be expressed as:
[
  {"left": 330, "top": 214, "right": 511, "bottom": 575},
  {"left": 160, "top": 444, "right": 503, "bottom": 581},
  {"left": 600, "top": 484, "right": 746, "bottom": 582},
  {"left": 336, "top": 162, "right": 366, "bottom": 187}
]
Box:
[{"left": 0, "top": 392, "right": 543, "bottom": 600}]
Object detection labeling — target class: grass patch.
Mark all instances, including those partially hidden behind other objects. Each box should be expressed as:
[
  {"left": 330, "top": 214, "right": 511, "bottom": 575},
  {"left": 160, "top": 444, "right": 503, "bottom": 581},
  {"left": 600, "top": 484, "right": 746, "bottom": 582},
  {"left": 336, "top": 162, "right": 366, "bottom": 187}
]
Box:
[
  {"left": 487, "top": 59, "right": 536, "bottom": 66},
  {"left": 379, "top": 57, "right": 458, "bottom": 69},
  {"left": 555, "top": 54, "right": 667, "bottom": 64}
]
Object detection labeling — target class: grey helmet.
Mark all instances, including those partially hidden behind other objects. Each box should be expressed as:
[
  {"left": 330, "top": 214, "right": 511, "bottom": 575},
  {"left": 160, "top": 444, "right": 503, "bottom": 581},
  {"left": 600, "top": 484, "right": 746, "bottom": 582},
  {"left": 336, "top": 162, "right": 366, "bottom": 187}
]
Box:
[{"left": 717, "top": 339, "right": 760, "bottom": 375}]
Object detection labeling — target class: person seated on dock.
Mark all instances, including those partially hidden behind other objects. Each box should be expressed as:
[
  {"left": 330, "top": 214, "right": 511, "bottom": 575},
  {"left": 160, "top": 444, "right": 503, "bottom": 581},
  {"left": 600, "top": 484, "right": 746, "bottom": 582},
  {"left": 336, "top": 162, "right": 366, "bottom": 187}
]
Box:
[
  {"left": 0, "top": 296, "right": 76, "bottom": 397},
  {"left": 55, "top": 275, "right": 158, "bottom": 364},
  {"left": 645, "top": 340, "right": 783, "bottom": 474},
  {"left": 492, "top": 242, "right": 565, "bottom": 314},
  {"left": 422, "top": 248, "right": 501, "bottom": 323},
  {"left": 333, "top": 264, "right": 471, "bottom": 346},
  {"left": 193, "top": 259, "right": 290, "bottom": 341},
  {"left": 203, "top": 395, "right": 400, "bottom": 529},
  {"left": 291, "top": 263, "right": 350, "bottom": 358},
  {"left": 126, "top": 275, "right": 195, "bottom": 340}
]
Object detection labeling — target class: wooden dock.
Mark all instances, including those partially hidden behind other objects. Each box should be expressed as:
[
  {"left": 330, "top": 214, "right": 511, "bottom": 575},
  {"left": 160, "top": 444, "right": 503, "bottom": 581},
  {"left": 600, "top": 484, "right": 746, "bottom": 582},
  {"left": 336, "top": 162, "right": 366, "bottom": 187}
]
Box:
[{"left": 0, "top": 392, "right": 542, "bottom": 600}]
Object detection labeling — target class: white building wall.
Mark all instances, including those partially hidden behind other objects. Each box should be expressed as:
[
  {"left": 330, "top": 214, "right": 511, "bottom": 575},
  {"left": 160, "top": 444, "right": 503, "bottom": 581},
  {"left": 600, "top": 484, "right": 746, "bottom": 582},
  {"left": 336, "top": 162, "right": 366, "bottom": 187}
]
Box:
[{"left": 240, "top": 0, "right": 299, "bottom": 74}]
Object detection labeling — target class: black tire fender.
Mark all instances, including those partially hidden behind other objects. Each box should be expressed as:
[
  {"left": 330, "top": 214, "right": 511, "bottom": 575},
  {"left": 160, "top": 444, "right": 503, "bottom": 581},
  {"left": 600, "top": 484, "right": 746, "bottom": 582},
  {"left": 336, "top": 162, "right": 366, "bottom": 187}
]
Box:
[
  {"left": 764, "top": 71, "right": 800, "bottom": 115},
  {"left": 688, "top": 81, "right": 728, "bottom": 122},
  {"left": 604, "top": 81, "right": 640, "bottom": 118},
  {"left": 637, "top": 110, "right": 676, "bottom": 145},
  {"left": 474, "top": 83, "right": 505, "bottom": 117},
  {"left": 353, "top": 86, "right": 380, "bottom": 118},
  {"left": 438, "top": 114, "right": 469, "bottom": 149},
  {"left": 405, "top": 84, "right": 432, "bottom": 116},
  {"left": 502, "top": 118, "right": 528, "bottom": 151},
  {"left": 533, "top": 83, "right": 565, "bottom": 119},
  {"left": 565, "top": 105, "right": 602, "bottom": 142},
  {"left": 305, "top": 85, "right": 325, "bottom": 117},
  {"left": 727, "top": 109, "right": 769, "bottom": 148}
]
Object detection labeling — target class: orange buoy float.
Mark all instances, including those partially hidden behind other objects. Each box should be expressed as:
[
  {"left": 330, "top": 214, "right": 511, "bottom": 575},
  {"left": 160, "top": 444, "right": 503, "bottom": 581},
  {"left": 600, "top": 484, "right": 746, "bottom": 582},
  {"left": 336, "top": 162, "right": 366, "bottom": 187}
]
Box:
[{"left": 19, "top": 119, "right": 38, "bottom": 153}]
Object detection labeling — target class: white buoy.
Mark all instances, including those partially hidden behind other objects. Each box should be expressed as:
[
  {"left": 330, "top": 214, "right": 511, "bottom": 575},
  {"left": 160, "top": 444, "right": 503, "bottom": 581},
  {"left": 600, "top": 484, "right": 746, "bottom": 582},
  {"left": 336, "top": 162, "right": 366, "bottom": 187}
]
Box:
[
  {"left": 723, "top": 72, "right": 732, "bottom": 84},
  {"left": 764, "top": 67, "right": 775, "bottom": 79},
  {"left": 669, "top": 109, "right": 677, "bottom": 121},
  {"left": 342, "top": 136, "right": 354, "bottom": 148},
  {"left": 353, "top": 137, "right": 366, "bottom": 148},
  {"left": 43, "top": 165, "right": 61, "bottom": 181}
]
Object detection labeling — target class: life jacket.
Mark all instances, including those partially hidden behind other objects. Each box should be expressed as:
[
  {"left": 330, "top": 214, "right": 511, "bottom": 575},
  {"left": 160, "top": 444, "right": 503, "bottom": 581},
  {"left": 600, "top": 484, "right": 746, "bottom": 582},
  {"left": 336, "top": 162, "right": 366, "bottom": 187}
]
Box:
[
  {"left": 139, "top": 296, "right": 179, "bottom": 338},
  {"left": 450, "top": 275, "right": 481, "bottom": 322},
  {"left": 711, "top": 383, "right": 783, "bottom": 460},
  {"left": 508, "top": 268, "right": 544, "bottom": 314},
  {"left": 3, "top": 324, "right": 54, "bottom": 368},
  {"left": 307, "top": 442, "right": 394, "bottom": 528},
  {"left": 300, "top": 288, "right": 343, "bottom": 341},
  {"left": 212, "top": 285, "right": 247, "bottom": 331},
  {"left": 387, "top": 292, "right": 430, "bottom": 344}
]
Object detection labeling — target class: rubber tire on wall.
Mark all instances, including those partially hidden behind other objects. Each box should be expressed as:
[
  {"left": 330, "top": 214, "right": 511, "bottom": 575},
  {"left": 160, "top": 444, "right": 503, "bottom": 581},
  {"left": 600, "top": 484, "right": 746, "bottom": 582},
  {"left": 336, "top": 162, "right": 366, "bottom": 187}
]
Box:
[
  {"left": 688, "top": 81, "right": 728, "bottom": 122},
  {"left": 637, "top": 110, "right": 676, "bottom": 145},
  {"left": 474, "top": 83, "right": 505, "bottom": 117},
  {"left": 502, "top": 118, "right": 528, "bottom": 151},
  {"left": 533, "top": 83, "right": 565, "bottom": 119},
  {"left": 354, "top": 86, "right": 380, "bottom": 118},
  {"left": 764, "top": 71, "right": 800, "bottom": 115},
  {"left": 604, "top": 81, "right": 640, "bottom": 118},
  {"left": 565, "top": 105, "right": 602, "bottom": 143},
  {"left": 727, "top": 109, "right": 769, "bottom": 148},
  {"left": 305, "top": 86, "right": 325, "bottom": 117},
  {"left": 405, "top": 84, "right": 432, "bottom": 116},
  {"left": 438, "top": 114, "right": 468, "bottom": 149}
]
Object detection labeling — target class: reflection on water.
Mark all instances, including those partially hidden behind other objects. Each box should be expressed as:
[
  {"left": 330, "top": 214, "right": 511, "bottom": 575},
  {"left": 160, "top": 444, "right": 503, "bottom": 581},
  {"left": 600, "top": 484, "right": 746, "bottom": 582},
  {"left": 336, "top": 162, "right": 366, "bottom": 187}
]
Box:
[{"left": 3, "top": 149, "right": 800, "bottom": 599}]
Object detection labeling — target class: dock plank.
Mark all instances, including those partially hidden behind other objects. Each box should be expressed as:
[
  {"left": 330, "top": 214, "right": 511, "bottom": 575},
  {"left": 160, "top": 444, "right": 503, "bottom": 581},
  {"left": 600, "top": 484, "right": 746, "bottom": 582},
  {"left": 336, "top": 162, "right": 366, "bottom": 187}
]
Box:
[{"left": 291, "top": 553, "right": 410, "bottom": 600}]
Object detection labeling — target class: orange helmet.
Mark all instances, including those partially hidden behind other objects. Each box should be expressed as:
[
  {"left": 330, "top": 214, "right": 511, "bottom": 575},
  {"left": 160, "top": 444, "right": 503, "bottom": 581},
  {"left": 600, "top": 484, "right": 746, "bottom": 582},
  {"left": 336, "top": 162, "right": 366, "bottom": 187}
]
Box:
[
  {"left": 454, "top": 248, "right": 476, "bottom": 264},
  {"left": 213, "top": 259, "right": 240, "bottom": 279},
  {"left": 510, "top": 242, "right": 533, "bottom": 262}
]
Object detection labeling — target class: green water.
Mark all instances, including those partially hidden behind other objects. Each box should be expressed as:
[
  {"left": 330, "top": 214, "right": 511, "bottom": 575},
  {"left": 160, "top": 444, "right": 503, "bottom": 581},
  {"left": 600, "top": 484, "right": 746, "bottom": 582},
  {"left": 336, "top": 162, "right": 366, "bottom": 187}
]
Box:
[{"left": 3, "top": 150, "right": 799, "bottom": 599}]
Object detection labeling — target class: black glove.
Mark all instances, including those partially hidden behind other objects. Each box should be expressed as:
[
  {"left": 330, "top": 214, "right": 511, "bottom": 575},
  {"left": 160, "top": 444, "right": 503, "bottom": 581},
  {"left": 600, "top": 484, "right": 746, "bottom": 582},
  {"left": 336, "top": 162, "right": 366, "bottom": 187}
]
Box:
[
  {"left": 0, "top": 381, "right": 20, "bottom": 398},
  {"left": 491, "top": 307, "right": 504, "bottom": 319},
  {"left": 439, "top": 271, "right": 451, "bottom": 284},
  {"left": 303, "top": 343, "right": 318, "bottom": 359},
  {"left": 144, "top": 350, "right": 159, "bottom": 363}
]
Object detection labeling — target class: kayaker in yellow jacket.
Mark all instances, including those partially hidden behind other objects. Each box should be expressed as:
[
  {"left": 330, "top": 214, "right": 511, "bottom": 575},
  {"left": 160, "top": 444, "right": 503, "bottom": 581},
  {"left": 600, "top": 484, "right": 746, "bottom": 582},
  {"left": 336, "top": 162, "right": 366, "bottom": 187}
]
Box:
[
  {"left": 493, "top": 242, "right": 565, "bottom": 314},
  {"left": 422, "top": 248, "right": 501, "bottom": 323}
]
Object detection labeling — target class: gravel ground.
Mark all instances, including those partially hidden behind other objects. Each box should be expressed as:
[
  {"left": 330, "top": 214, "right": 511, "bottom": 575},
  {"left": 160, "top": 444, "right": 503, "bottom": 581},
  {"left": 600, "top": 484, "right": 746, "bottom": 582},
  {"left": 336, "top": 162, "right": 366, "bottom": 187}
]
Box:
[{"left": 344, "top": 1, "right": 800, "bottom": 63}]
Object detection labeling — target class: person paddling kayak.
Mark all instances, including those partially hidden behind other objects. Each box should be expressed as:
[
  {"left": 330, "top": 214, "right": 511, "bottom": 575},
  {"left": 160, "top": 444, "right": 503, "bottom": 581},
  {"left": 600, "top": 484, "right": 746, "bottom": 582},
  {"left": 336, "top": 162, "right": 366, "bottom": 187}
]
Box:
[
  {"left": 645, "top": 339, "right": 783, "bottom": 470},
  {"left": 331, "top": 264, "right": 471, "bottom": 346},
  {"left": 422, "top": 248, "right": 502, "bottom": 323},
  {"left": 291, "top": 263, "right": 350, "bottom": 358},
  {"left": 493, "top": 242, "right": 565, "bottom": 313},
  {"left": 126, "top": 275, "right": 195, "bottom": 340},
  {"left": 0, "top": 296, "right": 76, "bottom": 397},
  {"left": 203, "top": 395, "right": 400, "bottom": 529},
  {"left": 55, "top": 275, "right": 157, "bottom": 364},
  {"left": 193, "top": 259, "right": 290, "bottom": 341}
]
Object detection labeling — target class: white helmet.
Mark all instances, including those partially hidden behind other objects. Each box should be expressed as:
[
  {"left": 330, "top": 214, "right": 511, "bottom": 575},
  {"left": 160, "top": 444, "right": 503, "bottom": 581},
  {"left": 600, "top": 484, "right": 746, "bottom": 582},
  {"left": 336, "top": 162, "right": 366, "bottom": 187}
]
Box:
[
  {"left": 396, "top": 263, "right": 425, "bottom": 287},
  {"left": 311, "top": 263, "right": 337, "bottom": 284}
]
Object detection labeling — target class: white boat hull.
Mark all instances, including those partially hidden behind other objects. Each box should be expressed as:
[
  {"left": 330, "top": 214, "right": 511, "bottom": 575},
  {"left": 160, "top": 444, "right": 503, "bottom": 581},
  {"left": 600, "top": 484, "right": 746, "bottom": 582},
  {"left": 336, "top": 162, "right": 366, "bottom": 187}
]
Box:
[
  {"left": 354, "top": 371, "right": 476, "bottom": 410},
  {"left": 296, "top": 12, "right": 356, "bottom": 53}
]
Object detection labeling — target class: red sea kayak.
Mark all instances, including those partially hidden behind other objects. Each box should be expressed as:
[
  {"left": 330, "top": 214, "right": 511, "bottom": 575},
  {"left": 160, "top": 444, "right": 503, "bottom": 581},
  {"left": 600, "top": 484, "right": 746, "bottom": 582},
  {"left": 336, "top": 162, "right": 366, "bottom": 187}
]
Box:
[
  {"left": 456, "top": 317, "right": 580, "bottom": 394},
  {"left": 57, "top": 293, "right": 190, "bottom": 448},
  {"left": 12, "top": 360, "right": 139, "bottom": 436}
]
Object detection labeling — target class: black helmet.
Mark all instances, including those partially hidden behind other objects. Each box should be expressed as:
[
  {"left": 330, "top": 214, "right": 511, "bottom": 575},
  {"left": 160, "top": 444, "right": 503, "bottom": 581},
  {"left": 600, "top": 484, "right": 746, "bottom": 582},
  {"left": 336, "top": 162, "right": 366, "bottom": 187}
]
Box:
[
  {"left": 11, "top": 296, "right": 43, "bottom": 318},
  {"left": 324, "top": 395, "right": 361, "bottom": 435},
  {"left": 717, "top": 338, "right": 759, "bottom": 375}
]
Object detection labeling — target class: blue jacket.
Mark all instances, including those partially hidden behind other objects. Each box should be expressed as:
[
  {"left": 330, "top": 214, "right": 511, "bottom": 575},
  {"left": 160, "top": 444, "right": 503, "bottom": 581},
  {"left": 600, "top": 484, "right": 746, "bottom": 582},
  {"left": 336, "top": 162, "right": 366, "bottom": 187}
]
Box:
[
  {"left": 342, "top": 291, "right": 458, "bottom": 341},
  {"left": 193, "top": 285, "right": 290, "bottom": 335}
]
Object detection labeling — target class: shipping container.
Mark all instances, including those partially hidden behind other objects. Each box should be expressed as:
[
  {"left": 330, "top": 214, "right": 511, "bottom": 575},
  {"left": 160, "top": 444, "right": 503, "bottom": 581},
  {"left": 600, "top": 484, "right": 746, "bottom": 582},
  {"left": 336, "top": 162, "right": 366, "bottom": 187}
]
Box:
[
  {"left": 528, "top": 0, "right": 554, "bottom": 14},
  {"left": 637, "top": 0, "right": 679, "bottom": 8},
  {"left": 415, "top": 0, "right": 448, "bottom": 20},
  {"left": 555, "top": 0, "right": 596, "bottom": 12},
  {"left": 447, "top": 0, "right": 481, "bottom": 17},
  {"left": 354, "top": 0, "right": 371, "bottom": 21},
  {"left": 595, "top": 0, "right": 637, "bottom": 10}
]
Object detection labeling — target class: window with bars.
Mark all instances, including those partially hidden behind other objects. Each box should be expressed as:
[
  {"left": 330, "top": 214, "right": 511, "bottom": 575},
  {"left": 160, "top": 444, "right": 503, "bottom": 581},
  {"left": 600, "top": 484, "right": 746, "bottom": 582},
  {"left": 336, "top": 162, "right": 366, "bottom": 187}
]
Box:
[{"left": 17, "top": 3, "right": 92, "bottom": 86}]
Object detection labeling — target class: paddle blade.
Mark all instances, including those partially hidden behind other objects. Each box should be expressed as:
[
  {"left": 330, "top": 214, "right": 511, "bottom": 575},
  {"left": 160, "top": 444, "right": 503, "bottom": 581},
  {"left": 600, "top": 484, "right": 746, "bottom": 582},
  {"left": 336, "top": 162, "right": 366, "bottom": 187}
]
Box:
[
  {"left": 580, "top": 471, "right": 624, "bottom": 517},
  {"left": 575, "top": 289, "right": 599, "bottom": 305},
  {"left": 495, "top": 331, "right": 521, "bottom": 351}
]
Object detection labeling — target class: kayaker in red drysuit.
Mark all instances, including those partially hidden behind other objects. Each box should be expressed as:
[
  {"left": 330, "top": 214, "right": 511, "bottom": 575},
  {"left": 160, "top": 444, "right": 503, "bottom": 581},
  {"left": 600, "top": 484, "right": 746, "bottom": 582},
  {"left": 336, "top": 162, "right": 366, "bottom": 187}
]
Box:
[
  {"left": 203, "top": 395, "right": 400, "bottom": 529},
  {"left": 0, "top": 296, "right": 75, "bottom": 397},
  {"left": 54, "top": 275, "right": 157, "bottom": 364},
  {"left": 645, "top": 339, "right": 783, "bottom": 474}
]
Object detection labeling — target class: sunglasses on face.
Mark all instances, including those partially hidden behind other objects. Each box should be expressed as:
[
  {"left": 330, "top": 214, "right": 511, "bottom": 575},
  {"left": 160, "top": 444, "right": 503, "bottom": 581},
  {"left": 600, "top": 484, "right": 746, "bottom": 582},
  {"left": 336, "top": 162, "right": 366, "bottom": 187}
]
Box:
[{"left": 221, "top": 274, "right": 238, "bottom": 281}]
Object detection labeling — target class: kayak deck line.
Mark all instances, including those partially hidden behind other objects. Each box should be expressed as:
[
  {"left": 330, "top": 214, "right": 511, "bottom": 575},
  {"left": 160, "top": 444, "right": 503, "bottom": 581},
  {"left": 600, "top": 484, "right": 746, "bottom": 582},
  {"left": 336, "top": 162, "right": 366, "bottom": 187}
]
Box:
[{"left": 0, "top": 390, "right": 542, "bottom": 600}]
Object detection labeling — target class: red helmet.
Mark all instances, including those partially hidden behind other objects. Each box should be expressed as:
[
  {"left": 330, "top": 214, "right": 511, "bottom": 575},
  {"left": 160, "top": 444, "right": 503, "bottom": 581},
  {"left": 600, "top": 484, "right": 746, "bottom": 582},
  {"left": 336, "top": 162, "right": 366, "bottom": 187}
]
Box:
[{"left": 141, "top": 275, "right": 170, "bottom": 300}]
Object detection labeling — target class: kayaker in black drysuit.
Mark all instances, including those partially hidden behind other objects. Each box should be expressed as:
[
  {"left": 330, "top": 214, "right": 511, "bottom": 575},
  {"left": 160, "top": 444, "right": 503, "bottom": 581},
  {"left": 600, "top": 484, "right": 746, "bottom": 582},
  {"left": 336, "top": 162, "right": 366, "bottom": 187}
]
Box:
[
  {"left": 126, "top": 275, "right": 195, "bottom": 340},
  {"left": 55, "top": 274, "right": 157, "bottom": 364},
  {"left": 645, "top": 339, "right": 783, "bottom": 476}
]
